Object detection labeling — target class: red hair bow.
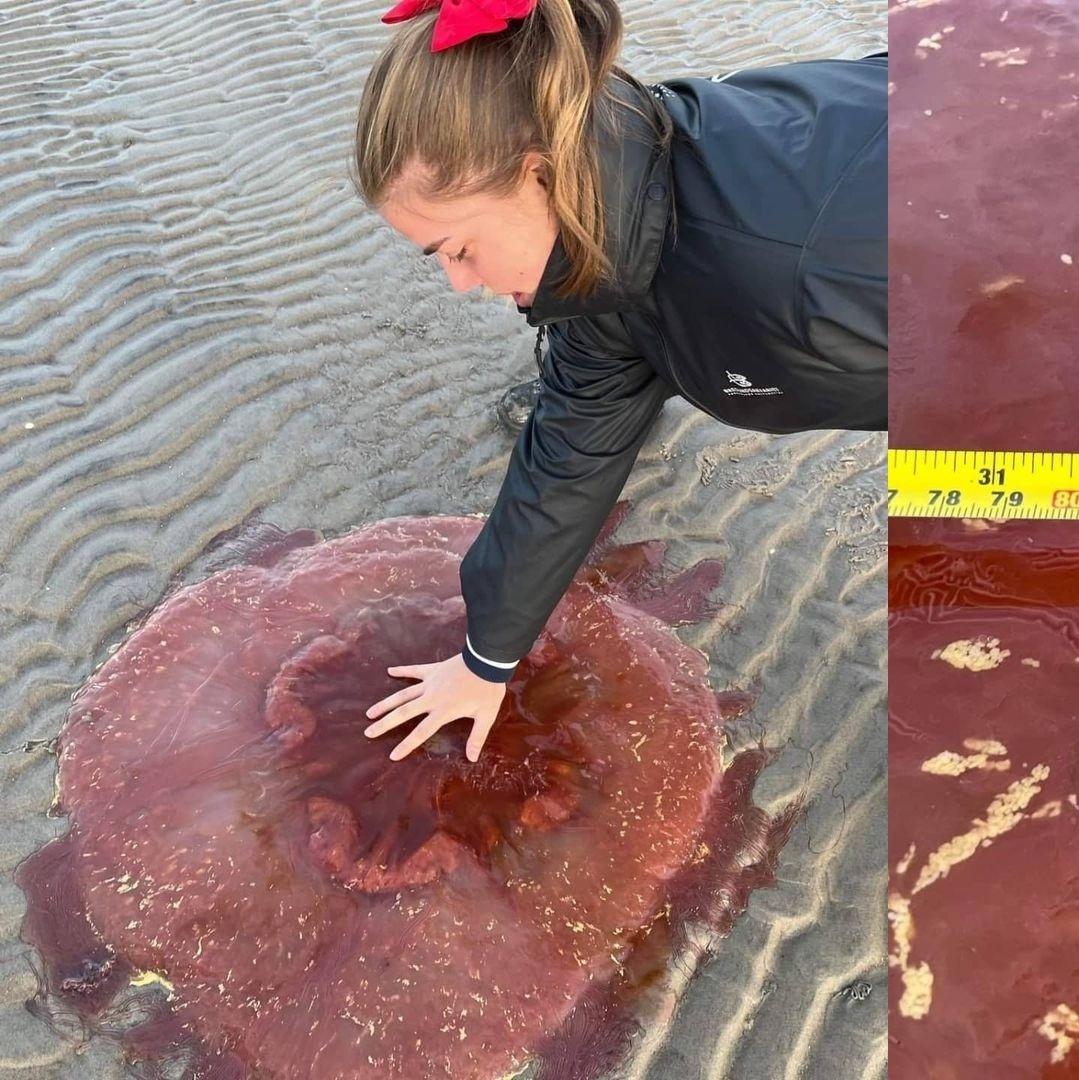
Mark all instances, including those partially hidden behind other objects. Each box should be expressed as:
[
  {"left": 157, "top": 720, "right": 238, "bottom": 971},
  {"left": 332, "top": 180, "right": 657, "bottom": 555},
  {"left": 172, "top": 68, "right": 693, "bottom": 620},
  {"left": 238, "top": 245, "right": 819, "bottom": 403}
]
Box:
[{"left": 381, "top": 0, "right": 538, "bottom": 52}]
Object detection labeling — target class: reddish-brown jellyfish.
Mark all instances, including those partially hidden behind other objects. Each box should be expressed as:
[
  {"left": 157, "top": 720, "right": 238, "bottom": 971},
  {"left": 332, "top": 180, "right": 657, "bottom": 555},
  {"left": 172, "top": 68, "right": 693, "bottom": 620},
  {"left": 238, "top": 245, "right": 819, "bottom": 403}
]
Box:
[
  {"left": 889, "top": 2, "right": 1079, "bottom": 1069},
  {"left": 890, "top": 521, "right": 1079, "bottom": 1077},
  {"left": 889, "top": 0, "right": 1079, "bottom": 453},
  {"left": 18, "top": 510, "right": 796, "bottom": 1079}
]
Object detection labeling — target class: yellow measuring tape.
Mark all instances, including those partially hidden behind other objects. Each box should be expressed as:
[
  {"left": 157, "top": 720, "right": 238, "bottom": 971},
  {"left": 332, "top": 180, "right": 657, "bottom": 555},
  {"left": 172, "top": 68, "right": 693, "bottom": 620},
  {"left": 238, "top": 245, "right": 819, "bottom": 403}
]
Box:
[{"left": 888, "top": 450, "right": 1079, "bottom": 520}]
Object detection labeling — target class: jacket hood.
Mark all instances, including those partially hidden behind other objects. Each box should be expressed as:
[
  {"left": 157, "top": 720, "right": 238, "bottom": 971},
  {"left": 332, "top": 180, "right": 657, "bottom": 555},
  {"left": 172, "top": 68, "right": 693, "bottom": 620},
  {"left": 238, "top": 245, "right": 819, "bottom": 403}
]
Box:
[{"left": 523, "top": 74, "right": 674, "bottom": 327}]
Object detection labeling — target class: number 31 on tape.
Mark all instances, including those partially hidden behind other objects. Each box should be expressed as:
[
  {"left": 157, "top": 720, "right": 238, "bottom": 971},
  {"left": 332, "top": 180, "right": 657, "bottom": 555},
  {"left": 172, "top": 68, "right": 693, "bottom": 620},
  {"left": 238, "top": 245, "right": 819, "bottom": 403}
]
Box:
[{"left": 887, "top": 449, "right": 1079, "bottom": 520}]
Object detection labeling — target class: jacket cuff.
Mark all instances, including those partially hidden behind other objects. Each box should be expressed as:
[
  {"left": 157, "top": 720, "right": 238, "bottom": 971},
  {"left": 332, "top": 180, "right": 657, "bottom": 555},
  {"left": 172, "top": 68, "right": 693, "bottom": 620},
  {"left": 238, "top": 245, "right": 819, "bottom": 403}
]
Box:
[{"left": 461, "top": 635, "right": 519, "bottom": 684}]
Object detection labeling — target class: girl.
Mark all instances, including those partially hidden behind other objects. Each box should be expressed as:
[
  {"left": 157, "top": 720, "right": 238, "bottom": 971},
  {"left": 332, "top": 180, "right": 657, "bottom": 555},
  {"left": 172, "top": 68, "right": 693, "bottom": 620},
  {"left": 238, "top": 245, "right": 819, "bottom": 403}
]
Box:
[{"left": 358, "top": 0, "right": 886, "bottom": 762}]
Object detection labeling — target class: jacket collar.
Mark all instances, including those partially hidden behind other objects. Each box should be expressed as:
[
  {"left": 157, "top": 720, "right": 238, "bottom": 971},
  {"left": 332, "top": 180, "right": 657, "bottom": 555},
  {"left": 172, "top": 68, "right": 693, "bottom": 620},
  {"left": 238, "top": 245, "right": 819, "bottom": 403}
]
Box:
[{"left": 523, "top": 76, "right": 673, "bottom": 327}]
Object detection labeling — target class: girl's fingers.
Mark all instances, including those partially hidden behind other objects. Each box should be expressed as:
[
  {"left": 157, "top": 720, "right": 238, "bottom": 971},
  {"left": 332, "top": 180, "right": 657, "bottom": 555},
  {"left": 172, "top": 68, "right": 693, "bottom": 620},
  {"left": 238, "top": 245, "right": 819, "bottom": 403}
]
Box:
[
  {"left": 388, "top": 715, "right": 446, "bottom": 761},
  {"left": 386, "top": 664, "right": 436, "bottom": 678},
  {"left": 466, "top": 715, "right": 496, "bottom": 763},
  {"left": 365, "top": 683, "right": 424, "bottom": 722},
  {"left": 364, "top": 696, "right": 428, "bottom": 737}
]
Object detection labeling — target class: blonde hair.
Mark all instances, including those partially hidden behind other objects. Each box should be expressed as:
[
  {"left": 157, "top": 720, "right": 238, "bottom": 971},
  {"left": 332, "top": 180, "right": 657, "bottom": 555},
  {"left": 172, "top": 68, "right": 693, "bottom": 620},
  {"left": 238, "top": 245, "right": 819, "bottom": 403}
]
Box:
[{"left": 355, "top": 0, "right": 665, "bottom": 299}]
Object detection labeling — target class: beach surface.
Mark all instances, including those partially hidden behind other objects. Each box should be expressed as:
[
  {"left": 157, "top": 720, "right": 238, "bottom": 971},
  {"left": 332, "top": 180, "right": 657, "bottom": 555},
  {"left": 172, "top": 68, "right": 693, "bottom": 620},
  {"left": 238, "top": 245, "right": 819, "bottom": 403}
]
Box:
[{"left": 0, "top": 1, "right": 886, "bottom": 1077}]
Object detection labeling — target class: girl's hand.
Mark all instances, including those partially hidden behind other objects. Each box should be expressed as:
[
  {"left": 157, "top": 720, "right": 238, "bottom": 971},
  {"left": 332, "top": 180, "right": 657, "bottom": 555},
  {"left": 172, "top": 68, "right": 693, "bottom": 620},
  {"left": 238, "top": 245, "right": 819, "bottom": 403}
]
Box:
[{"left": 363, "top": 653, "right": 508, "bottom": 762}]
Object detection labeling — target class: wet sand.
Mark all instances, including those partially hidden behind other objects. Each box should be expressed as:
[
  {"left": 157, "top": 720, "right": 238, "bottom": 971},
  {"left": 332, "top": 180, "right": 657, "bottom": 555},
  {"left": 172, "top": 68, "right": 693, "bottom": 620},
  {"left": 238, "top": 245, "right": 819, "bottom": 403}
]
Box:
[{"left": 0, "top": 1, "right": 886, "bottom": 1076}]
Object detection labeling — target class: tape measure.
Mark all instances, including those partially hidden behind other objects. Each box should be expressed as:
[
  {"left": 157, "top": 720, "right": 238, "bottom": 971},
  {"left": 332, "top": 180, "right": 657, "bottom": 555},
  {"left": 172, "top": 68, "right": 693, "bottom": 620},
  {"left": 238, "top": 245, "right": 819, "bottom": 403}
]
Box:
[{"left": 888, "top": 449, "right": 1079, "bottom": 520}]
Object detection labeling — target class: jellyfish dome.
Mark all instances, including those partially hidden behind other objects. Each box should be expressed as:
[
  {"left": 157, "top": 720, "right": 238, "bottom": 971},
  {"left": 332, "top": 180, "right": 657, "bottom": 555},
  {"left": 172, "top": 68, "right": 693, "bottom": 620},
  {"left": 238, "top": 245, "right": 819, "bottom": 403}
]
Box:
[{"left": 18, "top": 511, "right": 793, "bottom": 1079}]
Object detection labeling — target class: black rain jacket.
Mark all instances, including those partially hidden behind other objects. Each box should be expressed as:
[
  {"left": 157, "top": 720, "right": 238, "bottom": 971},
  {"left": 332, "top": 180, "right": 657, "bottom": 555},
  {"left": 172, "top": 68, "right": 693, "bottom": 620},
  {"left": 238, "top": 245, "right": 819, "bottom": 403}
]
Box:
[{"left": 459, "top": 55, "right": 887, "bottom": 682}]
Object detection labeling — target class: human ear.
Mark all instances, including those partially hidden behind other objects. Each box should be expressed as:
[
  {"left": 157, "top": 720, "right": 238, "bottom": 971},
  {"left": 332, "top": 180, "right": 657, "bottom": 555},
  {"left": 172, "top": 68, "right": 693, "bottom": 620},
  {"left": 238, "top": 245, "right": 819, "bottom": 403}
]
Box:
[{"left": 521, "top": 151, "right": 550, "bottom": 191}]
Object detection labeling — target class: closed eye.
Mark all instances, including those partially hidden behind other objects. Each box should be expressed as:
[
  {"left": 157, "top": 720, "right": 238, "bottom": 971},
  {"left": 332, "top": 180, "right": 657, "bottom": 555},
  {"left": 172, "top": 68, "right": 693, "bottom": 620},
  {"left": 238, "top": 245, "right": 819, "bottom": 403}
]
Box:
[{"left": 447, "top": 247, "right": 468, "bottom": 263}]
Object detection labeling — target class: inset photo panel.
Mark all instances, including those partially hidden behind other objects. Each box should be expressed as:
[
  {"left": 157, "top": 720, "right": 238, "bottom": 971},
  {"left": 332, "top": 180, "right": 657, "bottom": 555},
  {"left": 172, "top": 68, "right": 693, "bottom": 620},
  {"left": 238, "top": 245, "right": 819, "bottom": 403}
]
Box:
[{"left": 889, "top": 0, "right": 1079, "bottom": 1076}]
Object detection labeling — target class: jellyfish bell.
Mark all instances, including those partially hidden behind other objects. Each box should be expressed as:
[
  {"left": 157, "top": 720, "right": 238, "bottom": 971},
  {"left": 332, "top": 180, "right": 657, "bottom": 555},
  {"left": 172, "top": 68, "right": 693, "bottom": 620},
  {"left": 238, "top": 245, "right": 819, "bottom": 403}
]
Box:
[
  {"left": 888, "top": 0, "right": 1079, "bottom": 453},
  {"left": 889, "top": 533, "right": 1079, "bottom": 1076},
  {"left": 18, "top": 510, "right": 795, "bottom": 1079}
]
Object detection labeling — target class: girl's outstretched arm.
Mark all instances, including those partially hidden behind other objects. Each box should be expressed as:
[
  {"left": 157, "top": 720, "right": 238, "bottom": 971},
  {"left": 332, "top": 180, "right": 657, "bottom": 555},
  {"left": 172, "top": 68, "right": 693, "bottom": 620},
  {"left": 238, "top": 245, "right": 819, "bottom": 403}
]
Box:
[
  {"left": 460, "top": 311, "right": 673, "bottom": 675},
  {"left": 364, "top": 311, "right": 671, "bottom": 760}
]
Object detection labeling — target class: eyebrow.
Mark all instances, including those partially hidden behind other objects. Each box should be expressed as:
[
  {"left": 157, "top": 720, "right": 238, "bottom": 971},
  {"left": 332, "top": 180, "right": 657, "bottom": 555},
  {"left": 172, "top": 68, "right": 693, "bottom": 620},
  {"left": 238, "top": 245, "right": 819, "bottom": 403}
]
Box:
[{"left": 422, "top": 236, "right": 450, "bottom": 256}]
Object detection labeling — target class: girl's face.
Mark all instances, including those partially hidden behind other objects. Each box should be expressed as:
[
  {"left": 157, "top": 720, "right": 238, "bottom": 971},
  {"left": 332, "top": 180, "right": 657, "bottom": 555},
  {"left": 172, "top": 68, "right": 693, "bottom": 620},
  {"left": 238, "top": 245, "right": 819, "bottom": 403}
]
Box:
[{"left": 380, "top": 154, "right": 558, "bottom": 308}]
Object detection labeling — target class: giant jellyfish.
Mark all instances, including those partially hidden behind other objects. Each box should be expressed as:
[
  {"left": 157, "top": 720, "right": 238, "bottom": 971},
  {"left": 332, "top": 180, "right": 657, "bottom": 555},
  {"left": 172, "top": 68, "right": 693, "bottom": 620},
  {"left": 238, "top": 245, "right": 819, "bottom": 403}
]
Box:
[
  {"left": 18, "top": 508, "right": 797, "bottom": 1079},
  {"left": 889, "top": 520, "right": 1079, "bottom": 1077},
  {"left": 889, "top": 0, "right": 1079, "bottom": 452}
]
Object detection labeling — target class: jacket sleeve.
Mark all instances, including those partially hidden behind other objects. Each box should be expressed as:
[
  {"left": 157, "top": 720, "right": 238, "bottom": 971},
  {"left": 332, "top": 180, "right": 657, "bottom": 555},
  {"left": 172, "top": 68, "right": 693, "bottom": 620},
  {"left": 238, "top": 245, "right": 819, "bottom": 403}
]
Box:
[{"left": 458, "top": 312, "right": 673, "bottom": 682}]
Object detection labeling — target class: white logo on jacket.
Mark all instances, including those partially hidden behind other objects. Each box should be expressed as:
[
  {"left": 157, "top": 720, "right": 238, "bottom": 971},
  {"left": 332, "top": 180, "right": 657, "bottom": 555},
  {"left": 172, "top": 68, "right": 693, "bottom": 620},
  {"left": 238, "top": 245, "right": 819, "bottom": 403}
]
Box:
[{"left": 724, "top": 370, "right": 782, "bottom": 397}]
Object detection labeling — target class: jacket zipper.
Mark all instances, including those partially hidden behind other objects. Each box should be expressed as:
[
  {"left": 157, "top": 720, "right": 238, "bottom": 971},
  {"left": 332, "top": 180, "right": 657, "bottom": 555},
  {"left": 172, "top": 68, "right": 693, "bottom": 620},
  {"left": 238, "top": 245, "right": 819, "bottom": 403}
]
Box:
[{"left": 642, "top": 314, "right": 716, "bottom": 419}]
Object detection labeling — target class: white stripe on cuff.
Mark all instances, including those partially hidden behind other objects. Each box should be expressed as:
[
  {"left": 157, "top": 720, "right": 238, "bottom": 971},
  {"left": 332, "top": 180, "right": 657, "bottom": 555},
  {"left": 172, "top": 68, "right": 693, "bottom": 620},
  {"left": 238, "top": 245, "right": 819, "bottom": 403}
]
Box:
[{"left": 465, "top": 634, "right": 519, "bottom": 669}]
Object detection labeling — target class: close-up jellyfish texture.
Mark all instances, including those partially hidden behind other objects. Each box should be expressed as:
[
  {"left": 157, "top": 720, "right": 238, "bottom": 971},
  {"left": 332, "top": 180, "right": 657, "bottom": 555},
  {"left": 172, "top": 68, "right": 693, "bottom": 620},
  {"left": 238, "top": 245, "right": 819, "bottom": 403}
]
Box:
[
  {"left": 889, "top": 0, "right": 1079, "bottom": 1075},
  {"left": 889, "top": 521, "right": 1079, "bottom": 1077},
  {"left": 17, "top": 514, "right": 796, "bottom": 1079},
  {"left": 890, "top": 0, "right": 1079, "bottom": 452}
]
